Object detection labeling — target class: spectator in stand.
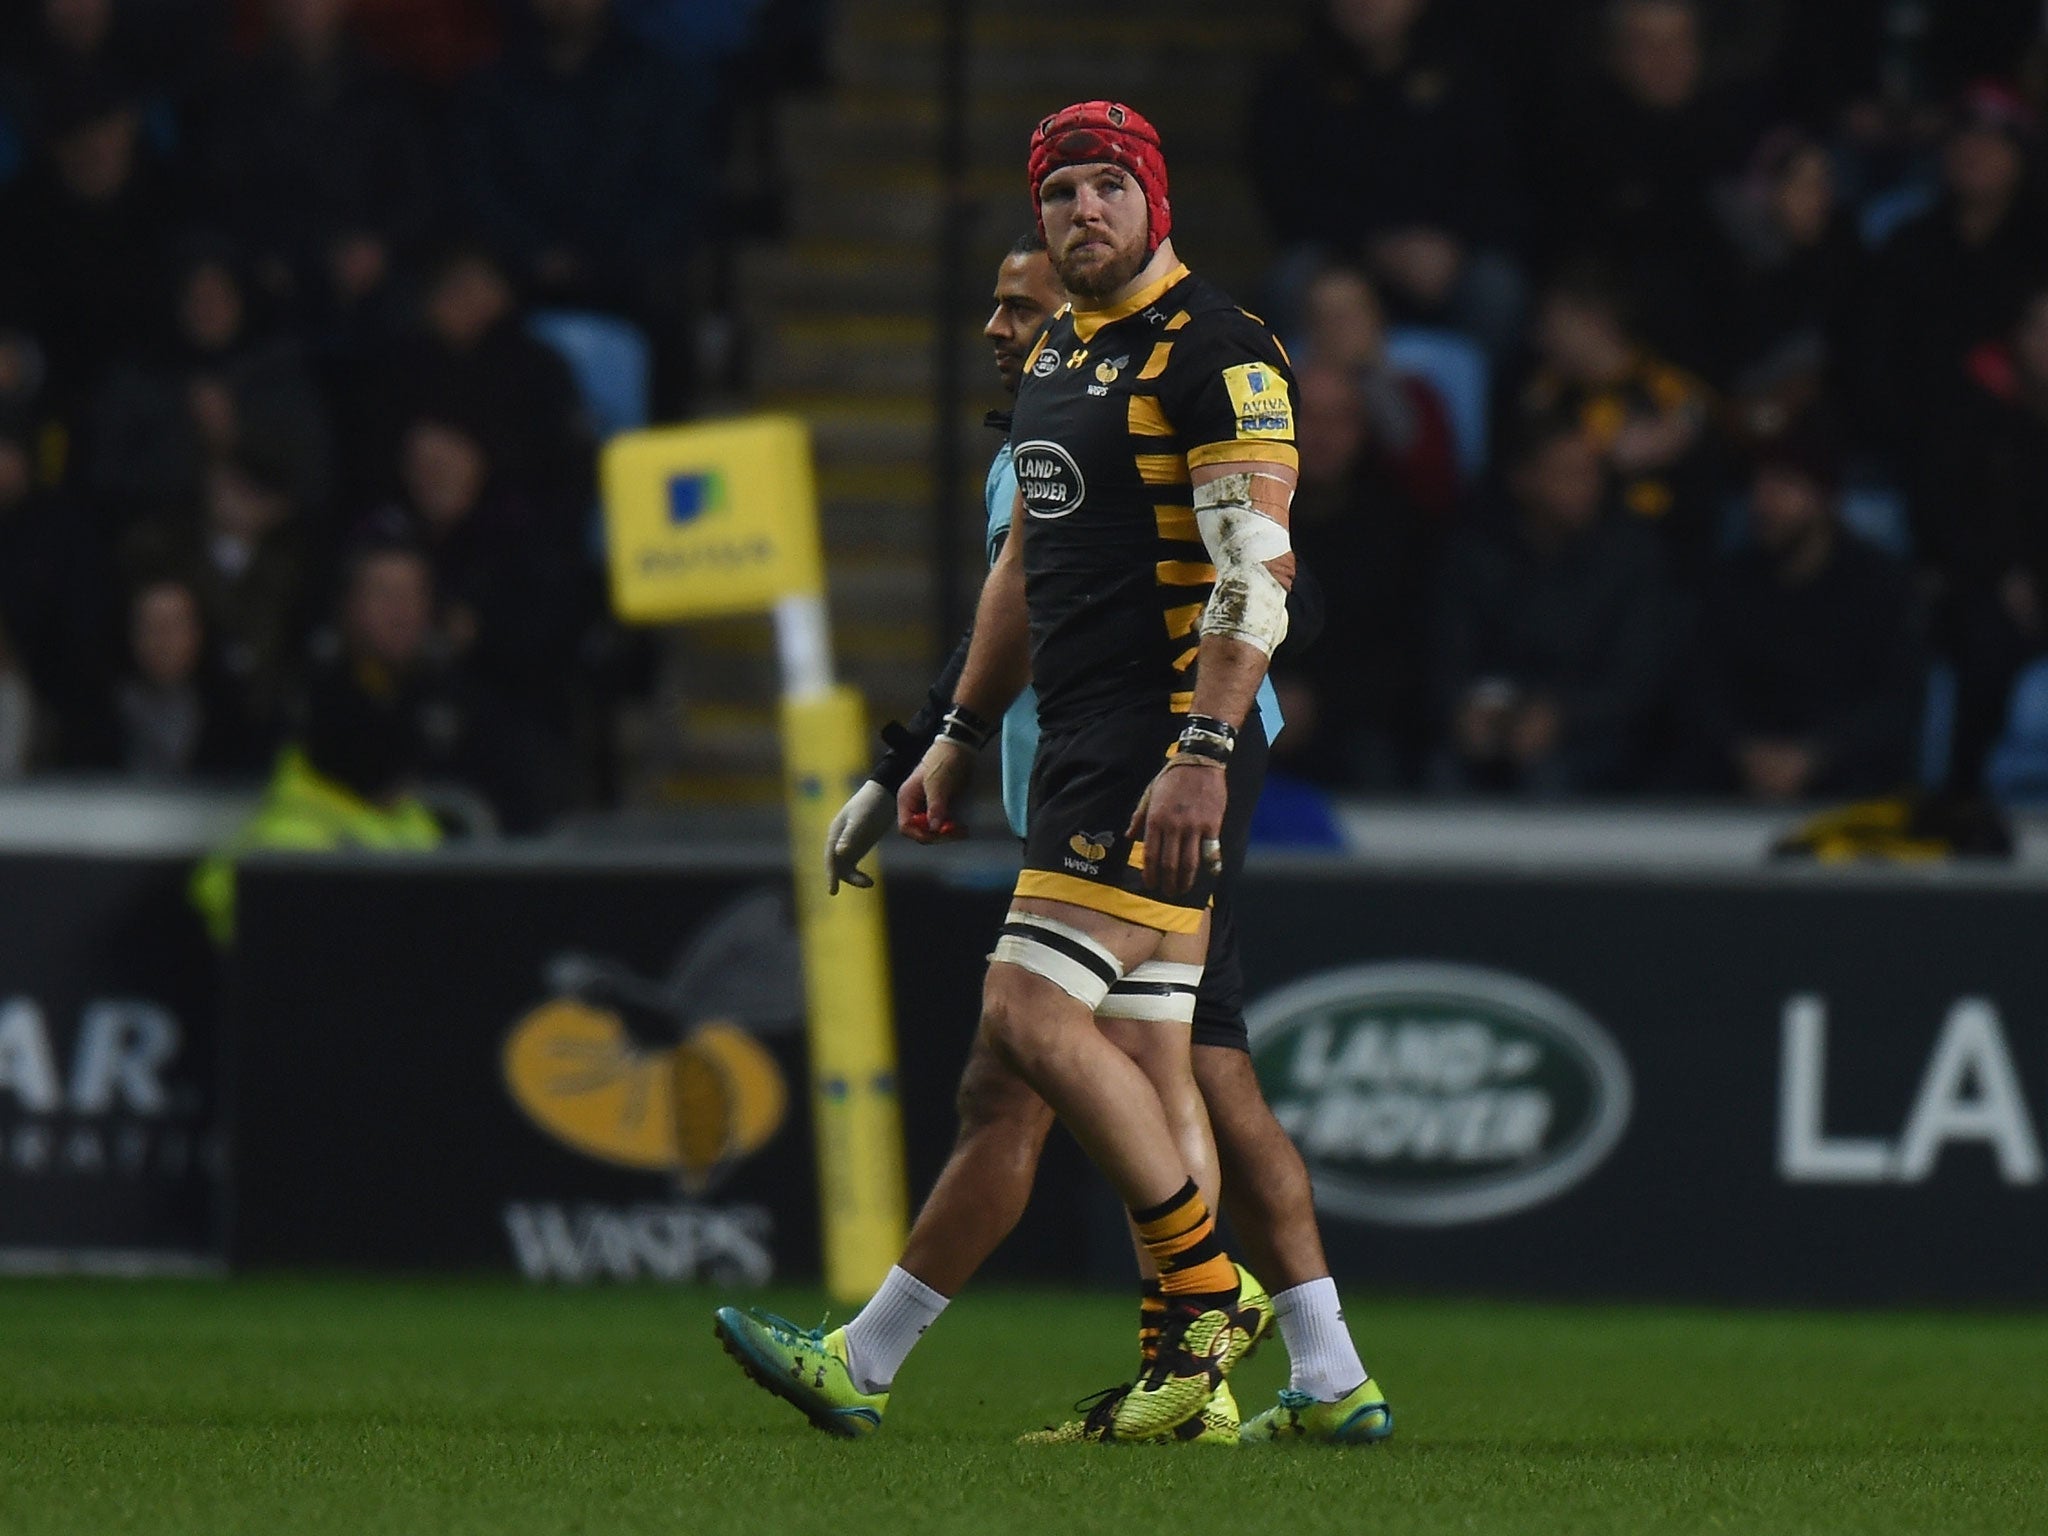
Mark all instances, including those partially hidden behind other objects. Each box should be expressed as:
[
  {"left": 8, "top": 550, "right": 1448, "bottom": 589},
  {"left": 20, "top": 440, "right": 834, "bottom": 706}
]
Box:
[
  {"left": 0, "top": 0, "right": 185, "bottom": 141},
  {"left": 1921, "top": 286, "right": 2048, "bottom": 796},
  {"left": 1713, "top": 129, "right": 1865, "bottom": 453},
  {"left": 125, "top": 448, "right": 308, "bottom": 748},
  {"left": 1430, "top": 416, "right": 1666, "bottom": 796},
  {"left": 1859, "top": 83, "right": 2048, "bottom": 481},
  {"left": 1542, "top": 0, "right": 1758, "bottom": 367},
  {"left": 191, "top": 0, "right": 435, "bottom": 337},
  {"left": 1518, "top": 262, "right": 1723, "bottom": 585},
  {"left": 1683, "top": 421, "right": 1924, "bottom": 801},
  {"left": 353, "top": 241, "right": 590, "bottom": 534},
  {"left": 0, "top": 408, "right": 114, "bottom": 760},
  {"left": 1252, "top": 0, "right": 1525, "bottom": 354},
  {"left": 1271, "top": 362, "right": 1446, "bottom": 789},
  {"left": 384, "top": 411, "right": 579, "bottom": 828},
  {"left": 113, "top": 574, "right": 258, "bottom": 778},
  {"left": 191, "top": 533, "right": 445, "bottom": 944},
  {"left": 451, "top": 0, "right": 711, "bottom": 412},
  {"left": 1296, "top": 262, "right": 1460, "bottom": 515},
  {"left": 90, "top": 234, "right": 336, "bottom": 529},
  {"left": 295, "top": 534, "right": 457, "bottom": 804},
  {"left": 0, "top": 70, "right": 179, "bottom": 420},
  {"left": 0, "top": 612, "right": 34, "bottom": 777}
]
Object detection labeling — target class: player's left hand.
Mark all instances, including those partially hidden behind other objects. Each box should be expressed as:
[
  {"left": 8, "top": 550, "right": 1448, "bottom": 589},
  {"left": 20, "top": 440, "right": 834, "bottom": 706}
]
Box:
[{"left": 1127, "top": 759, "right": 1227, "bottom": 897}]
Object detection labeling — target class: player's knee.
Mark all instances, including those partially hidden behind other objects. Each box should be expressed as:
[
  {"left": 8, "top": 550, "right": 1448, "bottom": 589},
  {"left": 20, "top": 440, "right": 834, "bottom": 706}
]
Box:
[
  {"left": 978, "top": 971, "right": 1059, "bottom": 1076},
  {"left": 953, "top": 1041, "right": 1049, "bottom": 1140}
]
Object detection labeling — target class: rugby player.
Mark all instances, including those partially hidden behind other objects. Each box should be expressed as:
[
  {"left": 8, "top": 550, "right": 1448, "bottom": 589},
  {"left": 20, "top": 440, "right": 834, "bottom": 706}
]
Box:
[{"left": 715, "top": 103, "right": 1388, "bottom": 1446}]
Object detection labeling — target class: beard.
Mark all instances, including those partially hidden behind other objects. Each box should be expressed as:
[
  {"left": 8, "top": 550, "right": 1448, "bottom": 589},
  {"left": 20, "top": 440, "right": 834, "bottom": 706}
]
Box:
[{"left": 1053, "top": 231, "right": 1147, "bottom": 300}]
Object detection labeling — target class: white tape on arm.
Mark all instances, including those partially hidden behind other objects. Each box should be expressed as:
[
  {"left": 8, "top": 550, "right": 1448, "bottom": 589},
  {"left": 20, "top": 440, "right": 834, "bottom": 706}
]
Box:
[{"left": 1193, "top": 474, "right": 1291, "bottom": 656}]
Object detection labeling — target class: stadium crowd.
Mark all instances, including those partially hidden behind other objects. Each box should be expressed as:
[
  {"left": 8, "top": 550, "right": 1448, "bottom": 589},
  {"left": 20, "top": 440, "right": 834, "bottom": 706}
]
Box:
[
  {"left": 1261, "top": 0, "right": 2048, "bottom": 807},
  {"left": 3, "top": 0, "right": 2048, "bottom": 827},
  {"left": 0, "top": 0, "right": 815, "bottom": 829}
]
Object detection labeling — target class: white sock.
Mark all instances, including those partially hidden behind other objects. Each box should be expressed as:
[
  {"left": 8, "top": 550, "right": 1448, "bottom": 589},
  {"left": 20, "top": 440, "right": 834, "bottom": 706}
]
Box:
[
  {"left": 840, "top": 1266, "right": 949, "bottom": 1392},
  {"left": 1271, "top": 1276, "right": 1368, "bottom": 1402}
]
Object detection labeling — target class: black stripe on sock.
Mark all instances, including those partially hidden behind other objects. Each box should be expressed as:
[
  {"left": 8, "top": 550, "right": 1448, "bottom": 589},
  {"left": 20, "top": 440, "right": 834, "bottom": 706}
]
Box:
[
  {"left": 1159, "top": 1226, "right": 1228, "bottom": 1277},
  {"left": 1104, "top": 980, "right": 1200, "bottom": 998},
  {"left": 1131, "top": 1178, "right": 1201, "bottom": 1228},
  {"left": 1000, "top": 922, "right": 1121, "bottom": 986}
]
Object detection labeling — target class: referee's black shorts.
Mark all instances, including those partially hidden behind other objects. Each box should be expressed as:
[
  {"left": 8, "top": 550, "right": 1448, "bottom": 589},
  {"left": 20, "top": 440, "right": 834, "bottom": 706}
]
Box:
[
  {"left": 1013, "top": 704, "right": 1267, "bottom": 961},
  {"left": 1191, "top": 884, "right": 1251, "bottom": 1052}
]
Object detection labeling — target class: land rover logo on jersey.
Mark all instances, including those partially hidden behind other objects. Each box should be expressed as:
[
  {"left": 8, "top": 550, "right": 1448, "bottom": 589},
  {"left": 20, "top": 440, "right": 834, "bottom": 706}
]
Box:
[
  {"left": 1016, "top": 440, "right": 1087, "bottom": 519},
  {"left": 1248, "top": 962, "right": 1632, "bottom": 1226},
  {"left": 1032, "top": 348, "right": 1061, "bottom": 378}
]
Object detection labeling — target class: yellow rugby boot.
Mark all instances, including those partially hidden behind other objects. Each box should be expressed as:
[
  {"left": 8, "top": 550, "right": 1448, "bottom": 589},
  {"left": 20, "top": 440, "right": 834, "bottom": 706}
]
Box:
[
  {"left": 712, "top": 1308, "right": 887, "bottom": 1438},
  {"left": 1110, "top": 1265, "right": 1271, "bottom": 1440},
  {"left": 1239, "top": 1377, "right": 1394, "bottom": 1445}
]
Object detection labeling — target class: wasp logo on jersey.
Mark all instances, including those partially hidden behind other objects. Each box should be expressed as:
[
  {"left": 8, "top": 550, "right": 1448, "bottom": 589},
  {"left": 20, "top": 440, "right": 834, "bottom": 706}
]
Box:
[
  {"left": 1016, "top": 440, "right": 1087, "bottom": 519},
  {"left": 1222, "top": 361, "right": 1294, "bottom": 440}
]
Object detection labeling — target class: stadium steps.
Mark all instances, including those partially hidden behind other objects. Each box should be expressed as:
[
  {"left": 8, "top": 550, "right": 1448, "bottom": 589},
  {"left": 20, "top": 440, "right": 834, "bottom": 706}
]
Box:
[{"left": 649, "top": 0, "right": 1292, "bottom": 806}]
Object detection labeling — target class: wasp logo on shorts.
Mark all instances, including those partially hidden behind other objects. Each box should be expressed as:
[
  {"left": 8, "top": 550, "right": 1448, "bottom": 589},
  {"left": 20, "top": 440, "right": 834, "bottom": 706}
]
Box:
[
  {"left": 501, "top": 891, "right": 798, "bottom": 1195},
  {"left": 1016, "top": 440, "right": 1087, "bottom": 519},
  {"left": 1031, "top": 348, "right": 1061, "bottom": 378},
  {"left": 1066, "top": 830, "right": 1114, "bottom": 872},
  {"left": 1222, "top": 361, "right": 1294, "bottom": 440}
]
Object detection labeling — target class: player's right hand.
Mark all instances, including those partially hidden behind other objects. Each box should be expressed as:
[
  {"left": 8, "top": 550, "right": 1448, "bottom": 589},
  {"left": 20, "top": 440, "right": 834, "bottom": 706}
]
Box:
[
  {"left": 824, "top": 779, "right": 896, "bottom": 894},
  {"left": 900, "top": 743, "right": 972, "bottom": 843}
]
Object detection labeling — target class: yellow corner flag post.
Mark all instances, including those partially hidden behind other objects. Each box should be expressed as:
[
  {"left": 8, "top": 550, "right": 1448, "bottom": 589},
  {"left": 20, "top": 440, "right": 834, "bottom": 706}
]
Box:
[{"left": 602, "top": 415, "right": 908, "bottom": 1302}]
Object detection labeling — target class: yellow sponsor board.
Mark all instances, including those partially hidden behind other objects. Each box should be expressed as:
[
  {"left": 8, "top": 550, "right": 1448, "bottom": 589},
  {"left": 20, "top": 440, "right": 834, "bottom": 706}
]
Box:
[
  {"left": 602, "top": 415, "right": 825, "bottom": 621},
  {"left": 1221, "top": 360, "right": 1295, "bottom": 441}
]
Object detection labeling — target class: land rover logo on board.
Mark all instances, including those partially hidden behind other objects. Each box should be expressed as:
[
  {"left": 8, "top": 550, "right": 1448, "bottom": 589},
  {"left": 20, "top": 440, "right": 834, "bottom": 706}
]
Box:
[
  {"left": 1016, "top": 440, "right": 1086, "bottom": 519},
  {"left": 1248, "top": 963, "right": 1632, "bottom": 1226}
]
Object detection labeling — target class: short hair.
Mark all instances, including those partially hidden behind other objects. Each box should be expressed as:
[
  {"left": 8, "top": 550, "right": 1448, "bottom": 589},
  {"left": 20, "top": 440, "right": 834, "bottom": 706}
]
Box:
[{"left": 1008, "top": 231, "right": 1048, "bottom": 258}]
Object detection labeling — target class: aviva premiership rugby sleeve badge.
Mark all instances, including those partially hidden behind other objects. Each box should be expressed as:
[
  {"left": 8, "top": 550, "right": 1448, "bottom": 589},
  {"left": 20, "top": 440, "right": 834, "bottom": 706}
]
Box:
[{"left": 1221, "top": 361, "right": 1295, "bottom": 441}]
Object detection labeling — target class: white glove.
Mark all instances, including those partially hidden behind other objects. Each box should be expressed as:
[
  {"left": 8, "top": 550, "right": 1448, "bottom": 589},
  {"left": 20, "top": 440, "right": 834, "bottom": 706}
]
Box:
[{"left": 824, "top": 779, "right": 896, "bottom": 894}]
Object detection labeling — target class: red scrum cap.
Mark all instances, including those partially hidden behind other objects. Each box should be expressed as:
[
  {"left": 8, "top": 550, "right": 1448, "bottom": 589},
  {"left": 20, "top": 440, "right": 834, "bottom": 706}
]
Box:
[{"left": 1027, "top": 100, "right": 1171, "bottom": 255}]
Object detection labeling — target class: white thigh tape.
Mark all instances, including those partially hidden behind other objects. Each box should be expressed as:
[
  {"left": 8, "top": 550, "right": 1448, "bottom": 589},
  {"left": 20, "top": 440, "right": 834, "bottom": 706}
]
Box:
[
  {"left": 1098, "top": 959, "right": 1204, "bottom": 1023},
  {"left": 989, "top": 913, "right": 1125, "bottom": 1009}
]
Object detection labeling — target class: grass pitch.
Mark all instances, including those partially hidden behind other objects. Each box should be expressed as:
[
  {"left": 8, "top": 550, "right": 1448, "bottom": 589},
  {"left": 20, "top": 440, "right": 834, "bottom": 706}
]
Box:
[{"left": 1, "top": 1278, "right": 2043, "bottom": 1535}]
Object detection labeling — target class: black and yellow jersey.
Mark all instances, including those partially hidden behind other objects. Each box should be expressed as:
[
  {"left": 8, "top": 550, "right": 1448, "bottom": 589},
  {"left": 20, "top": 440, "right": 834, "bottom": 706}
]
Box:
[{"left": 1009, "top": 263, "right": 1297, "bottom": 735}]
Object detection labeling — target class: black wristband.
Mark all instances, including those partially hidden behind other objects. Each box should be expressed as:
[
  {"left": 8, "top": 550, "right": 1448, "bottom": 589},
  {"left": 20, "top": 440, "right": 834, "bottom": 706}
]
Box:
[
  {"left": 1175, "top": 714, "right": 1237, "bottom": 764},
  {"left": 938, "top": 703, "right": 996, "bottom": 751}
]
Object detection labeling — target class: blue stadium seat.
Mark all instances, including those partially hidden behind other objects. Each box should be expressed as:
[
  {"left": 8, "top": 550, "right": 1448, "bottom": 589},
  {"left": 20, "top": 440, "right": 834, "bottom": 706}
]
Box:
[
  {"left": 1839, "top": 484, "right": 1912, "bottom": 560},
  {"left": 1919, "top": 661, "right": 1956, "bottom": 790},
  {"left": 1986, "top": 658, "right": 2048, "bottom": 803},
  {"left": 526, "top": 310, "right": 652, "bottom": 440},
  {"left": 1859, "top": 181, "right": 1936, "bottom": 248},
  {"left": 1384, "top": 326, "right": 1491, "bottom": 483},
  {"left": 1248, "top": 772, "right": 1344, "bottom": 849}
]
